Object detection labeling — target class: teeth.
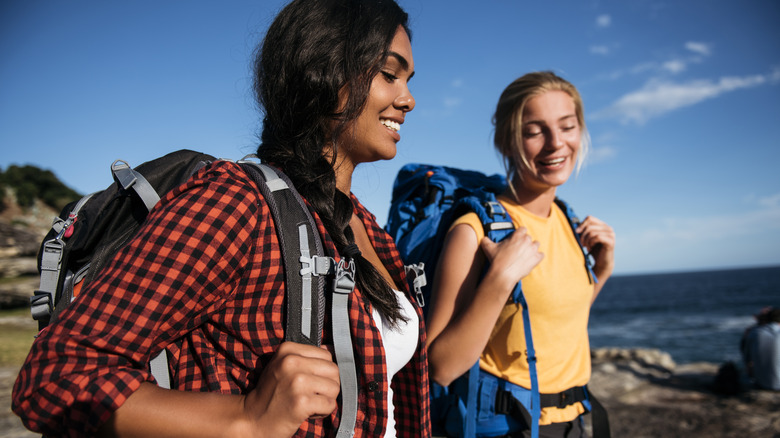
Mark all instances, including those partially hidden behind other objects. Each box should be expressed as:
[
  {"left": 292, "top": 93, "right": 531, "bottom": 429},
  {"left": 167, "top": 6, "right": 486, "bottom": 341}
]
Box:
[
  {"left": 381, "top": 119, "right": 400, "bottom": 132},
  {"left": 543, "top": 158, "right": 565, "bottom": 165}
]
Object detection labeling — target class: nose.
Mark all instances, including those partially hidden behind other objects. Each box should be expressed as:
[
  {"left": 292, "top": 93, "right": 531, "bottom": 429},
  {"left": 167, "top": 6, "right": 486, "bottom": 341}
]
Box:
[
  {"left": 395, "top": 86, "right": 415, "bottom": 112},
  {"left": 547, "top": 130, "right": 565, "bottom": 149}
]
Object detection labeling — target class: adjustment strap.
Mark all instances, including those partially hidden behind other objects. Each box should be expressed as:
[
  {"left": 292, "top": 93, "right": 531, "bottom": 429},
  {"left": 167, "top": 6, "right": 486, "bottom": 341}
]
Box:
[
  {"left": 149, "top": 351, "right": 171, "bottom": 389},
  {"left": 332, "top": 258, "right": 358, "bottom": 437},
  {"left": 539, "top": 386, "right": 587, "bottom": 409},
  {"left": 111, "top": 160, "right": 160, "bottom": 212},
  {"left": 32, "top": 192, "right": 96, "bottom": 324}
]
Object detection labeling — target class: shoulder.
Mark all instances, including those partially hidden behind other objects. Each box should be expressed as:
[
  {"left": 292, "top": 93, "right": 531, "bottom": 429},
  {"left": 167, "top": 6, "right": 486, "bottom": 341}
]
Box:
[
  {"left": 165, "top": 160, "right": 264, "bottom": 208},
  {"left": 154, "top": 160, "right": 273, "bottom": 235},
  {"left": 350, "top": 193, "right": 377, "bottom": 223}
]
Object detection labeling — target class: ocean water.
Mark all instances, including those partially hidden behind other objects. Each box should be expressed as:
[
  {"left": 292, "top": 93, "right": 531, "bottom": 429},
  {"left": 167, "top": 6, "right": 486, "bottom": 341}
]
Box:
[{"left": 588, "top": 265, "right": 780, "bottom": 365}]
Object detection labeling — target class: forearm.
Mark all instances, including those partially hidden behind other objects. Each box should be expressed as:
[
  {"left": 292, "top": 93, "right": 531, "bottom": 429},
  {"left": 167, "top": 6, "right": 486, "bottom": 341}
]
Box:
[
  {"left": 591, "top": 263, "right": 614, "bottom": 303},
  {"left": 99, "top": 383, "right": 253, "bottom": 438},
  {"left": 428, "top": 271, "right": 514, "bottom": 386}
]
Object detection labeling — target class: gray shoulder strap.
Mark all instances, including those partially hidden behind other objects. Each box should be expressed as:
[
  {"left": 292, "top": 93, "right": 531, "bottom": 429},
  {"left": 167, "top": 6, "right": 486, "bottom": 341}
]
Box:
[
  {"left": 332, "top": 258, "right": 358, "bottom": 437},
  {"left": 111, "top": 159, "right": 170, "bottom": 387},
  {"left": 111, "top": 159, "right": 161, "bottom": 212},
  {"left": 240, "top": 159, "right": 358, "bottom": 436}
]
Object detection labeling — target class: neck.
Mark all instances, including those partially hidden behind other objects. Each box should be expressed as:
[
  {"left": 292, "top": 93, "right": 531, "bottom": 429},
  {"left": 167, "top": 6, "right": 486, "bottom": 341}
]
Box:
[
  {"left": 510, "top": 179, "right": 557, "bottom": 217},
  {"left": 324, "top": 143, "right": 355, "bottom": 195},
  {"left": 333, "top": 158, "right": 355, "bottom": 195}
]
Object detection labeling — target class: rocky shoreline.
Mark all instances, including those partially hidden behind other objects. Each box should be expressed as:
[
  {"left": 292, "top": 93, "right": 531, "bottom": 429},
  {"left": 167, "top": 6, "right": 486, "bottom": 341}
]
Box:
[{"left": 588, "top": 348, "right": 780, "bottom": 437}]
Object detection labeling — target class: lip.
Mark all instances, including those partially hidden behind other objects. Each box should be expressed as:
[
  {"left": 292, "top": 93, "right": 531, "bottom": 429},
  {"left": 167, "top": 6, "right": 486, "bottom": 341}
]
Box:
[
  {"left": 537, "top": 156, "right": 569, "bottom": 168},
  {"left": 381, "top": 117, "right": 403, "bottom": 141}
]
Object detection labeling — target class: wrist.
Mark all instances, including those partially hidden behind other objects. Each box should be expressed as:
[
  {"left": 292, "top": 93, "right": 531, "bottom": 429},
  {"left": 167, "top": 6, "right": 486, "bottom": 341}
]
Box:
[
  {"left": 480, "top": 268, "right": 518, "bottom": 303},
  {"left": 223, "top": 395, "right": 258, "bottom": 438}
]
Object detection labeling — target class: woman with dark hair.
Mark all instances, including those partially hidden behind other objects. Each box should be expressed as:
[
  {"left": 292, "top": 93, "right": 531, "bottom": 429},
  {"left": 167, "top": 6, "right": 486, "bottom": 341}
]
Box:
[{"left": 12, "top": 1, "right": 428, "bottom": 437}]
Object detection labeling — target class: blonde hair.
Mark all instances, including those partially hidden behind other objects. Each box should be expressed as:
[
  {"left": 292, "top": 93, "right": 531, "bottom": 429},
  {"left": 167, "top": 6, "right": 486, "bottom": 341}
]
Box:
[{"left": 492, "top": 71, "right": 590, "bottom": 190}]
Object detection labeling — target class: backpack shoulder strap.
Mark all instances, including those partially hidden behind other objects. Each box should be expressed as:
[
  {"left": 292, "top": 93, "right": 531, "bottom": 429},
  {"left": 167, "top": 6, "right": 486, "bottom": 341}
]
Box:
[
  {"left": 239, "top": 160, "right": 359, "bottom": 436},
  {"left": 554, "top": 198, "right": 597, "bottom": 284},
  {"left": 238, "top": 161, "right": 326, "bottom": 344}
]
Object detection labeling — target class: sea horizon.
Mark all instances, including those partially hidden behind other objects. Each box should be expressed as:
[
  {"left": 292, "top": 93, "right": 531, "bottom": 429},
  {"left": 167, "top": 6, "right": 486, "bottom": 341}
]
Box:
[{"left": 588, "top": 264, "right": 780, "bottom": 365}]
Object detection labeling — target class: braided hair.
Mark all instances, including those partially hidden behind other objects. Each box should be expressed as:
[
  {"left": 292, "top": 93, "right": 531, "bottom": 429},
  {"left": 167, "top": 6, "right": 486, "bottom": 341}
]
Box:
[{"left": 253, "top": 0, "right": 410, "bottom": 325}]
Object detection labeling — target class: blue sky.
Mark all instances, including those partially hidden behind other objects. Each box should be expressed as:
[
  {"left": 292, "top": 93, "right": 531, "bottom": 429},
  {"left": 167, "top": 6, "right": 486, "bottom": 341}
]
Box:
[{"left": 2, "top": 0, "right": 779, "bottom": 275}]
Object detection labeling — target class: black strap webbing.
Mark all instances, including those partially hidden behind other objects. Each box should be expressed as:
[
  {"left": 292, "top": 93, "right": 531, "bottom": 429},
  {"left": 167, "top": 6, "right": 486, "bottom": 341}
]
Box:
[{"left": 495, "top": 386, "right": 611, "bottom": 438}]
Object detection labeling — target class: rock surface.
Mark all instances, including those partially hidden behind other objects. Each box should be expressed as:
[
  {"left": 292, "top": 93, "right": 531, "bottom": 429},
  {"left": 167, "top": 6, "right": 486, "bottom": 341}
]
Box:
[
  {"left": 0, "top": 217, "right": 47, "bottom": 310},
  {"left": 587, "top": 348, "right": 780, "bottom": 438}
]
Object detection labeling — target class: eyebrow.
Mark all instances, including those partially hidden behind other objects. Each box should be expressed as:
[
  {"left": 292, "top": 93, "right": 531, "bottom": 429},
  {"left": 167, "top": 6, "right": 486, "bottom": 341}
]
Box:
[
  {"left": 388, "top": 51, "right": 414, "bottom": 79},
  {"left": 524, "top": 114, "right": 577, "bottom": 126}
]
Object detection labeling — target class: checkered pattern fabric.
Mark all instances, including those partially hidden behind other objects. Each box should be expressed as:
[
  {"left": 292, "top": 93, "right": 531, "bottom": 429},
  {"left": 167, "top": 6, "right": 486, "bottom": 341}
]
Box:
[{"left": 13, "top": 160, "right": 430, "bottom": 437}]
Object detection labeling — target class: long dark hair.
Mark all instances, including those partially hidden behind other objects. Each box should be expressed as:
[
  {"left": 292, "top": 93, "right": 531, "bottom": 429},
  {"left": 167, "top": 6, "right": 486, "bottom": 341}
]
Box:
[{"left": 253, "top": 0, "right": 410, "bottom": 324}]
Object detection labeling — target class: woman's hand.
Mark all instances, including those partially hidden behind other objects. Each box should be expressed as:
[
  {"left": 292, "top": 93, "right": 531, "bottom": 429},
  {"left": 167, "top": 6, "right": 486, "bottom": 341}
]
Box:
[
  {"left": 242, "top": 342, "right": 341, "bottom": 437},
  {"left": 98, "top": 342, "right": 340, "bottom": 438},
  {"left": 577, "top": 216, "right": 616, "bottom": 301},
  {"left": 480, "top": 227, "right": 544, "bottom": 299}
]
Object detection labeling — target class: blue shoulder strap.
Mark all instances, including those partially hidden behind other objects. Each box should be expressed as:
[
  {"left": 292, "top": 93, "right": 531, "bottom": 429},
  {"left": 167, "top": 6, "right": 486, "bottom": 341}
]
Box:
[
  {"left": 462, "top": 198, "right": 594, "bottom": 438},
  {"left": 554, "top": 198, "right": 598, "bottom": 284},
  {"left": 458, "top": 197, "right": 543, "bottom": 438}
]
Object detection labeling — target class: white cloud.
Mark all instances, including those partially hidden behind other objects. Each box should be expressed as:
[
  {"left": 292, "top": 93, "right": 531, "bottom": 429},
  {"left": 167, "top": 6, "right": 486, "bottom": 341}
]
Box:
[
  {"left": 596, "top": 14, "right": 611, "bottom": 28},
  {"left": 587, "top": 145, "right": 617, "bottom": 164},
  {"left": 616, "top": 202, "right": 780, "bottom": 273},
  {"left": 758, "top": 193, "right": 780, "bottom": 208},
  {"left": 662, "top": 60, "right": 686, "bottom": 74},
  {"left": 634, "top": 206, "right": 780, "bottom": 244},
  {"left": 594, "top": 72, "right": 772, "bottom": 124},
  {"left": 685, "top": 41, "right": 712, "bottom": 56},
  {"left": 590, "top": 45, "right": 611, "bottom": 56},
  {"left": 443, "top": 97, "right": 462, "bottom": 109}
]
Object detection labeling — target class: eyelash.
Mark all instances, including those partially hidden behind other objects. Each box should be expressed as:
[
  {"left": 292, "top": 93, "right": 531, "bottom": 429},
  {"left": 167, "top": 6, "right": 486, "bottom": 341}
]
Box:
[{"left": 381, "top": 71, "right": 397, "bottom": 82}]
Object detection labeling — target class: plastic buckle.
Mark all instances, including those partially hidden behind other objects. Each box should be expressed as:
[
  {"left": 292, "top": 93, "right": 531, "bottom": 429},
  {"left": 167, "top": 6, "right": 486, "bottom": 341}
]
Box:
[
  {"left": 30, "top": 291, "right": 53, "bottom": 321},
  {"left": 333, "top": 258, "right": 356, "bottom": 295},
  {"left": 485, "top": 201, "right": 506, "bottom": 218},
  {"left": 300, "top": 255, "right": 334, "bottom": 277},
  {"left": 404, "top": 263, "right": 427, "bottom": 307}
]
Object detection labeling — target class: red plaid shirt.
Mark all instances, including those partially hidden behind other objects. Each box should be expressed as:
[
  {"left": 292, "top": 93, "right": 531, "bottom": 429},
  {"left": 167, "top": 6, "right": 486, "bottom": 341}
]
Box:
[{"left": 13, "top": 161, "right": 431, "bottom": 437}]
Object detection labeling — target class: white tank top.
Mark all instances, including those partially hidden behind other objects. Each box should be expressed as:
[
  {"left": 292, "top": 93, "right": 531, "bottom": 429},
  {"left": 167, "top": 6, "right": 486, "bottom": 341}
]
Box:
[{"left": 371, "top": 290, "right": 419, "bottom": 438}]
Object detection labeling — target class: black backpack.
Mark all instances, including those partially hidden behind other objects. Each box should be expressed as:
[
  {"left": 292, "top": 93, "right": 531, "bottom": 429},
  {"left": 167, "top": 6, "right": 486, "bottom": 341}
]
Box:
[{"left": 30, "top": 149, "right": 360, "bottom": 436}]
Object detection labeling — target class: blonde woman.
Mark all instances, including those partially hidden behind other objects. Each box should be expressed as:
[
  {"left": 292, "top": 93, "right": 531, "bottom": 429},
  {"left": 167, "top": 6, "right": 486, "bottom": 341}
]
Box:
[{"left": 426, "top": 71, "right": 615, "bottom": 438}]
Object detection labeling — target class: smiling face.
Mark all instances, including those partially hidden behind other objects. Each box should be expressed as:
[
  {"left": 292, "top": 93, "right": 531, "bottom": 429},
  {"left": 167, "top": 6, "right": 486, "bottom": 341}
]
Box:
[
  {"left": 517, "top": 90, "right": 581, "bottom": 193},
  {"left": 337, "top": 26, "right": 415, "bottom": 169}
]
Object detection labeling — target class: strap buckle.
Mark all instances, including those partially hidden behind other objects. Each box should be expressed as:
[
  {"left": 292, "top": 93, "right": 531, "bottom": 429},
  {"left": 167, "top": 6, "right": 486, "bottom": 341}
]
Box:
[
  {"left": 404, "top": 263, "right": 427, "bottom": 307},
  {"left": 333, "top": 258, "right": 356, "bottom": 295},
  {"left": 299, "top": 255, "right": 334, "bottom": 276}
]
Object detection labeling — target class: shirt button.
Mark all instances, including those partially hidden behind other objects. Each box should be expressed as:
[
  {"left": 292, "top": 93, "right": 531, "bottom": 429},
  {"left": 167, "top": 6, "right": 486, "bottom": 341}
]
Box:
[{"left": 367, "top": 381, "right": 379, "bottom": 392}]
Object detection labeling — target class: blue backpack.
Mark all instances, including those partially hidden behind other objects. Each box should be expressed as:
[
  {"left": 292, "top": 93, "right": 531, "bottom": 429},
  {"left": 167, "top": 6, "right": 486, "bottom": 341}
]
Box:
[{"left": 385, "top": 163, "right": 609, "bottom": 438}]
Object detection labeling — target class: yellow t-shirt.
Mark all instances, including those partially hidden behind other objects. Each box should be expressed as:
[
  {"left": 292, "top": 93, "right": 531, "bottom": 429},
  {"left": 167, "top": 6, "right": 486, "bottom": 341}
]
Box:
[{"left": 450, "top": 195, "right": 593, "bottom": 424}]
